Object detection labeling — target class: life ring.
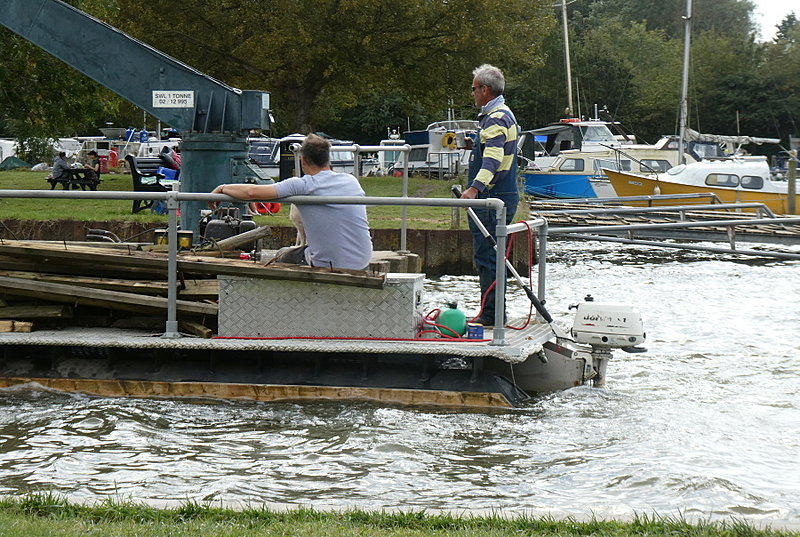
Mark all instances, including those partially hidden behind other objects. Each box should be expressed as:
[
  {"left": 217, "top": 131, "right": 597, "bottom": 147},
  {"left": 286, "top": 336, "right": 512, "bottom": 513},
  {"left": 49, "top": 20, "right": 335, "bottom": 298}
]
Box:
[
  {"left": 442, "top": 131, "right": 457, "bottom": 150},
  {"left": 250, "top": 202, "right": 282, "bottom": 214}
]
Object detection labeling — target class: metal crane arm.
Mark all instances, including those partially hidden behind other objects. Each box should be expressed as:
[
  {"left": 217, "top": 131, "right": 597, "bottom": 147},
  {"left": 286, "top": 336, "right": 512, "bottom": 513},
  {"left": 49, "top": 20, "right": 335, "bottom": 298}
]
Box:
[{"left": 0, "top": 0, "right": 270, "bottom": 133}]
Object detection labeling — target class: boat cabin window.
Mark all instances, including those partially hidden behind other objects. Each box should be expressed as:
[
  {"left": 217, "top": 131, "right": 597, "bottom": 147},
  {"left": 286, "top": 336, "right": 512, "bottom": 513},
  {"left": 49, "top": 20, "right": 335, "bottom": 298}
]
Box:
[
  {"left": 559, "top": 158, "right": 585, "bottom": 172},
  {"left": 594, "top": 158, "right": 631, "bottom": 173},
  {"left": 248, "top": 140, "right": 278, "bottom": 166},
  {"left": 383, "top": 150, "right": 402, "bottom": 164},
  {"left": 741, "top": 175, "right": 764, "bottom": 189},
  {"left": 409, "top": 147, "right": 428, "bottom": 161},
  {"left": 330, "top": 151, "right": 348, "bottom": 162},
  {"left": 580, "top": 125, "right": 616, "bottom": 143},
  {"left": 705, "top": 174, "right": 739, "bottom": 187},
  {"left": 640, "top": 159, "right": 672, "bottom": 173}
]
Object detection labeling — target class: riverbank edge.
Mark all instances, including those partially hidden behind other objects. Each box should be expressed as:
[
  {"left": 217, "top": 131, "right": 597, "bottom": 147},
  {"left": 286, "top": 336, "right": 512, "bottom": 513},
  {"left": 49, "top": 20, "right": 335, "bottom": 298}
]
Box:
[
  {"left": 0, "top": 220, "right": 535, "bottom": 276},
  {"left": 0, "top": 494, "right": 797, "bottom": 535}
]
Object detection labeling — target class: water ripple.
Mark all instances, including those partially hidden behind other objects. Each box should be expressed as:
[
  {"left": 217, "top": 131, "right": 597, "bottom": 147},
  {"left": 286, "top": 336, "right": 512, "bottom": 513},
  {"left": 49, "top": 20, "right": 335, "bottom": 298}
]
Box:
[{"left": 0, "top": 241, "right": 798, "bottom": 522}]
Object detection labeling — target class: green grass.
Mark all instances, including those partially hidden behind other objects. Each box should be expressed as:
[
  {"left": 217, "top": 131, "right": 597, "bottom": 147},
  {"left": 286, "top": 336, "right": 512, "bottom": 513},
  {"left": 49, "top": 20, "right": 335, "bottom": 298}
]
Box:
[
  {"left": 0, "top": 494, "right": 794, "bottom": 537},
  {"left": 0, "top": 170, "right": 528, "bottom": 229}
]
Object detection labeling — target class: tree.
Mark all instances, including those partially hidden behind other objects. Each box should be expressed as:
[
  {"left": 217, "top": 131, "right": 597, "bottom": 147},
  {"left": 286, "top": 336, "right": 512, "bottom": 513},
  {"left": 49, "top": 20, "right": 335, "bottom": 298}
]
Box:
[
  {"left": 0, "top": 0, "right": 127, "bottom": 155},
  {"left": 775, "top": 12, "right": 798, "bottom": 43},
  {"left": 115, "top": 0, "right": 554, "bottom": 136}
]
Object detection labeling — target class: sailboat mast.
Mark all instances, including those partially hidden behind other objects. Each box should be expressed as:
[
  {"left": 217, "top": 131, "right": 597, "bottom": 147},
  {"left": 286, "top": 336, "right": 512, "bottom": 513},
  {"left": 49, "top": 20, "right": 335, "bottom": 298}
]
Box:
[
  {"left": 678, "top": 0, "right": 693, "bottom": 164},
  {"left": 561, "top": 0, "right": 574, "bottom": 117}
]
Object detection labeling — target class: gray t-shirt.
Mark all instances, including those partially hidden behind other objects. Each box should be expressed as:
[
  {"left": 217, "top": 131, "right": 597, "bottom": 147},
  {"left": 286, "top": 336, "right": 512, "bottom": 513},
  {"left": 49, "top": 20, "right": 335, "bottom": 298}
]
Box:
[
  {"left": 52, "top": 156, "right": 71, "bottom": 179},
  {"left": 274, "top": 170, "right": 372, "bottom": 270}
]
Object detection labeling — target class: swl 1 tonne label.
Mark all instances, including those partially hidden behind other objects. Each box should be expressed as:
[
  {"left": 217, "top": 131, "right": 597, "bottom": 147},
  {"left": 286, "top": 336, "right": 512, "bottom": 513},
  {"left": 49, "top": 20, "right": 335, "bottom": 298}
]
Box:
[{"left": 152, "top": 91, "right": 195, "bottom": 108}]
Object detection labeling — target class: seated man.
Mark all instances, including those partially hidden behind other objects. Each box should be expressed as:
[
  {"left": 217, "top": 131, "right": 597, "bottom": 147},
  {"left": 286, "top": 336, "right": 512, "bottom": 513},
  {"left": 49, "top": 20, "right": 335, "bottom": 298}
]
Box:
[
  {"left": 49, "top": 151, "right": 72, "bottom": 189},
  {"left": 209, "top": 134, "right": 372, "bottom": 271}
]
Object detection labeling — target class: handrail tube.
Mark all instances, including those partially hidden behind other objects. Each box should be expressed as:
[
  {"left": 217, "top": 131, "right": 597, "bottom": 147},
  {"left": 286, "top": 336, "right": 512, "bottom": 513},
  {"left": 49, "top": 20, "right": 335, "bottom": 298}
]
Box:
[
  {"left": 506, "top": 218, "right": 550, "bottom": 308},
  {"left": 493, "top": 206, "right": 507, "bottom": 345},
  {"left": 538, "top": 221, "right": 549, "bottom": 302},
  {"left": 0, "top": 190, "right": 504, "bottom": 210},
  {"left": 506, "top": 218, "right": 548, "bottom": 234},
  {"left": 401, "top": 146, "right": 410, "bottom": 253},
  {"left": 550, "top": 192, "right": 722, "bottom": 204},
  {"left": 533, "top": 202, "right": 777, "bottom": 218},
  {"left": 550, "top": 217, "right": 800, "bottom": 234},
  {"left": 163, "top": 191, "right": 180, "bottom": 338}
]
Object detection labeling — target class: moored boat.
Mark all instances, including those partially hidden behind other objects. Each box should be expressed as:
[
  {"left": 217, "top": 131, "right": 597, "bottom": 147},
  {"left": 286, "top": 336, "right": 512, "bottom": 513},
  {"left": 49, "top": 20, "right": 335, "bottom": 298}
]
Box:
[
  {"left": 393, "top": 120, "right": 477, "bottom": 178},
  {"left": 604, "top": 157, "right": 800, "bottom": 214}
]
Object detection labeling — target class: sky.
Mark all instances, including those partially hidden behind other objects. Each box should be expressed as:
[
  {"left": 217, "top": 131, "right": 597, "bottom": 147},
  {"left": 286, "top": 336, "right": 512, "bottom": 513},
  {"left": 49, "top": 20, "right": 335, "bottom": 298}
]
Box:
[{"left": 750, "top": 0, "right": 794, "bottom": 41}]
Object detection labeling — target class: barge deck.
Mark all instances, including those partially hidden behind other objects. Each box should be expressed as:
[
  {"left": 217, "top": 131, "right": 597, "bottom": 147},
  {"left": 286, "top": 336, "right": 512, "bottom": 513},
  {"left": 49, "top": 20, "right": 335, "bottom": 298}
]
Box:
[{"left": 0, "top": 322, "right": 556, "bottom": 409}]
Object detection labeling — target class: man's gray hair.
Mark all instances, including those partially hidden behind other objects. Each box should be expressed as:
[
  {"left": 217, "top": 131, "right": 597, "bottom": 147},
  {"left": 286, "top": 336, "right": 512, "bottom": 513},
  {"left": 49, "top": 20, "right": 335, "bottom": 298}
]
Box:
[
  {"left": 301, "top": 133, "right": 331, "bottom": 168},
  {"left": 472, "top": 64, "right": 505, "bottom": 96}
]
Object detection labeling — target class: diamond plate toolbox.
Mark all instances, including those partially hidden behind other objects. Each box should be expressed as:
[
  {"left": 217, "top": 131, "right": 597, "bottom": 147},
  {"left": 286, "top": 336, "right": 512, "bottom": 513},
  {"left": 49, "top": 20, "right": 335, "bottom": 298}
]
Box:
[{"left": 218, "top": 273, "right": 424, "bottom": 338}]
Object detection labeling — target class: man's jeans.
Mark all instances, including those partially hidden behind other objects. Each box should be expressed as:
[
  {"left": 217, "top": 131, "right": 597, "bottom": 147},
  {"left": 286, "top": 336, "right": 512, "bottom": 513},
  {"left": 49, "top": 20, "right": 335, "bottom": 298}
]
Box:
[{"left": 468, "top": 190, "right": 519, "bottom": 322}]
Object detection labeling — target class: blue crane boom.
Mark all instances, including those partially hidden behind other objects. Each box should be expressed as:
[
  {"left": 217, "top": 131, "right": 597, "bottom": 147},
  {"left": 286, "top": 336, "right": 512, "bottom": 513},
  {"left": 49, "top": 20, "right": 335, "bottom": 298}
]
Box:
[{"left": 0, "top": 0, "right": 271, "bottom": 235}]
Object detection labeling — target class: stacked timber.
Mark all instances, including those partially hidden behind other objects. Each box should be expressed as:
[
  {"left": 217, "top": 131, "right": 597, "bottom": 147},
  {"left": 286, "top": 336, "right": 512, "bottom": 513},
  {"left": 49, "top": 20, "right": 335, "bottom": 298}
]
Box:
[{"left": 0, "top": 240, "right": 385, "bottom": 337}]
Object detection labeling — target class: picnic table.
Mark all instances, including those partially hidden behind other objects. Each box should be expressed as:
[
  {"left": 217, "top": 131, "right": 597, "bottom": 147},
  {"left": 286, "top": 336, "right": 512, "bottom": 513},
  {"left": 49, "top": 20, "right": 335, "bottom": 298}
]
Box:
[{"left": 46, "top": 168, "right": 101, "bottom": 191}]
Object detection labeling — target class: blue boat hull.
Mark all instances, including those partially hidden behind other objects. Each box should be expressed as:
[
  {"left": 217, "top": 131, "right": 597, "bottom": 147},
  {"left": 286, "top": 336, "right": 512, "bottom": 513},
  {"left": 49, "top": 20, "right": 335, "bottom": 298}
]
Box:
[{"left": 523, "top": 172, "right": 598, "bottom": 198}]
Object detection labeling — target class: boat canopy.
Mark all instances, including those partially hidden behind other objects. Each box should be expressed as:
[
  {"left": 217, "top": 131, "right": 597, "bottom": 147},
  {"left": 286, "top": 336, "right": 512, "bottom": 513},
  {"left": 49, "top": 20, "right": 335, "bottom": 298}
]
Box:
[{"left": 683, "top": 128, "right": 780, "bottom": 146}]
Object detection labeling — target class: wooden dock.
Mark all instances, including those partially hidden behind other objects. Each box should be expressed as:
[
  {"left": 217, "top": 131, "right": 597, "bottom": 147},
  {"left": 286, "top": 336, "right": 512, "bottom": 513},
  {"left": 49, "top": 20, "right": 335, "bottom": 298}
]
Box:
[{"left": 529, "top": 201, "right": 800, "bottom": 245}]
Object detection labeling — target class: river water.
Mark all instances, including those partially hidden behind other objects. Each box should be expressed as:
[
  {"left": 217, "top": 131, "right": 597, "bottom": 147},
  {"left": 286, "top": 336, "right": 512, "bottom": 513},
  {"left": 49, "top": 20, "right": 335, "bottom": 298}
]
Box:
[{"left": 0, "top": 240, "right": 798, "bottom": 524}]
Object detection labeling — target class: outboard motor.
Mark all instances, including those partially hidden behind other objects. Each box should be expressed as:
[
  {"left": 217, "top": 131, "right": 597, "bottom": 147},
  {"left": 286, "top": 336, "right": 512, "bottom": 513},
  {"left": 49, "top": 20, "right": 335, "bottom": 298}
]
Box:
[
  {"left": 202, "top": 207, "right": 258, "bottom": 251},
  {"left": 570, "top": 294, "right": 647, "bottom": 387}
]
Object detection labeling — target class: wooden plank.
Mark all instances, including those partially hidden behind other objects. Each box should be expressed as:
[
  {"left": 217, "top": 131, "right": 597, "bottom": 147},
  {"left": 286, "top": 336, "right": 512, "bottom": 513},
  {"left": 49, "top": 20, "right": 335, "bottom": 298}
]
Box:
[
  {"left": 0, "top": 321, "right": 33, "bottom": 332},
  {"left": 0, "top": 270, "right": 169, "bottom": 295},
  {"left": 178, "top": 280, "right": 218, "bottom": 299},
  {"left": 0, "top": 276, "right": 217, "bottom": 317},
  {"left": 0, "top": 305, "right": 72, "bottom": 319},
  {"left": 0, "top": 241, "right": 385, "bottom": 289},
  {"left": 179, "top": 320, "right": 213, "bottom": 339},
  {"left": 0, "top": 255, "right": 167, "bottom": 279},
  {"left": 0, "top": 270, "right": 218, "bottom": 299},
  {"left": 0, "top": 377, "right": 513, "bottom": 409}
]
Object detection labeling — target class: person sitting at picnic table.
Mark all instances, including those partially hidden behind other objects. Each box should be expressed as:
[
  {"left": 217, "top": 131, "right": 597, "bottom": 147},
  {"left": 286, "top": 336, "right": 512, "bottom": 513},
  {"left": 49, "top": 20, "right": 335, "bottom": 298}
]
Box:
[
  {"left": 51, "top": 151, "right": 72, "bottom": 187},
  {"left": 85, "top": 150, "right": 101, "bottom": 182}
]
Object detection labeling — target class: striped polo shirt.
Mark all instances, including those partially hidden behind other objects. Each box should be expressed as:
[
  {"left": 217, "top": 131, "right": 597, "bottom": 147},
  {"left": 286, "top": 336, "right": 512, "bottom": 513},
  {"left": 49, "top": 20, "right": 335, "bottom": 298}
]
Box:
[{"left": 471, "top": 95, "right": 519, "bottom": 192}]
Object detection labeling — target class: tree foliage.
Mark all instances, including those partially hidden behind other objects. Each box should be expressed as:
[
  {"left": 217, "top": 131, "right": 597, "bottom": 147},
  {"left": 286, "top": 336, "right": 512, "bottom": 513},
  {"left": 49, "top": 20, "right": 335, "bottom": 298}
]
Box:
[
  {"left": 114, "top": 0, "right": 554, "bottom": 135},
  {"left": 0, "top": 0, "right": 798, "bottom": 151}
]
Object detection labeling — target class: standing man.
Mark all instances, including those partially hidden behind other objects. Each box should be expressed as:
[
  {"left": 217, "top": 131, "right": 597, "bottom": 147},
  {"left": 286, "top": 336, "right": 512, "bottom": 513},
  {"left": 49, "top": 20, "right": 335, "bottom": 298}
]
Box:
[
  {"left": 460, "top": 64, "right": 519, "bottom": 327},
  {"left": 209, "top": 134, "right": 373, "bottom": 271}
]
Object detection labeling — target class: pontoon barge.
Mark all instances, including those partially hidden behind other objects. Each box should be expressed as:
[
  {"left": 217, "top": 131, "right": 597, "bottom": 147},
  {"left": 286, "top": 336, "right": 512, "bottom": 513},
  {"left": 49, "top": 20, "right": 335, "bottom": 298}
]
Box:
[{"left": 0, "top": 190, "right": 644, "bottom": 408}]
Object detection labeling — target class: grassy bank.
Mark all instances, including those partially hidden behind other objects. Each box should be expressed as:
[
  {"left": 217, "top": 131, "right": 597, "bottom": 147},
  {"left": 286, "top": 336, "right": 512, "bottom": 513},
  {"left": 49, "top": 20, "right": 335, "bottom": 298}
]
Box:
[
  {"left": 0, "top": 494, "right": 795, "bottom": 537},
  {"left": 0, "top": 170, "right": 528, "bottom": 230}
]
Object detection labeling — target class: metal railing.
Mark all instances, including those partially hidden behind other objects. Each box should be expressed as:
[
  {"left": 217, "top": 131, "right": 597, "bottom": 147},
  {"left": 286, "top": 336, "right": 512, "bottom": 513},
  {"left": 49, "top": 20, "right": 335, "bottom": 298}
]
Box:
[
  {"left": 535, "top": 202, "right": 777, "bottom": 219},
  {"left": 507, "top": 218, "right": 549, "bottom": 310},
  {"left": 539, "top": 202, "right": 800, "bottom": 259},
  {"left": 0, "top": 189, "right": 530, "bottom": 345},
  {"left": 548, "top": 192, "right": 723, "bottom": 206}
]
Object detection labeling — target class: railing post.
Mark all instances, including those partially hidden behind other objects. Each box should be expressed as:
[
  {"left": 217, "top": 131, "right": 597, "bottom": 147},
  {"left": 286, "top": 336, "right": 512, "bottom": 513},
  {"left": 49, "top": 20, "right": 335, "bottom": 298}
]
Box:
[
  {"left": 537, "top": 220, "right": 548, "bottom": 306},
  {"left": 162, "top": 189, "right": 181, "bottom": 339},
  {"left": 399, "top": 144, "right": 411, "bottom": 253},
  {"left": 353, "top": 144, "right": 361, "bottom": 177},
  {"left": 491, "top": 205, "right": 507, "bottom": 346},
  {"left": 292, "top": 143, "right": 302, "bottom": 177}
]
